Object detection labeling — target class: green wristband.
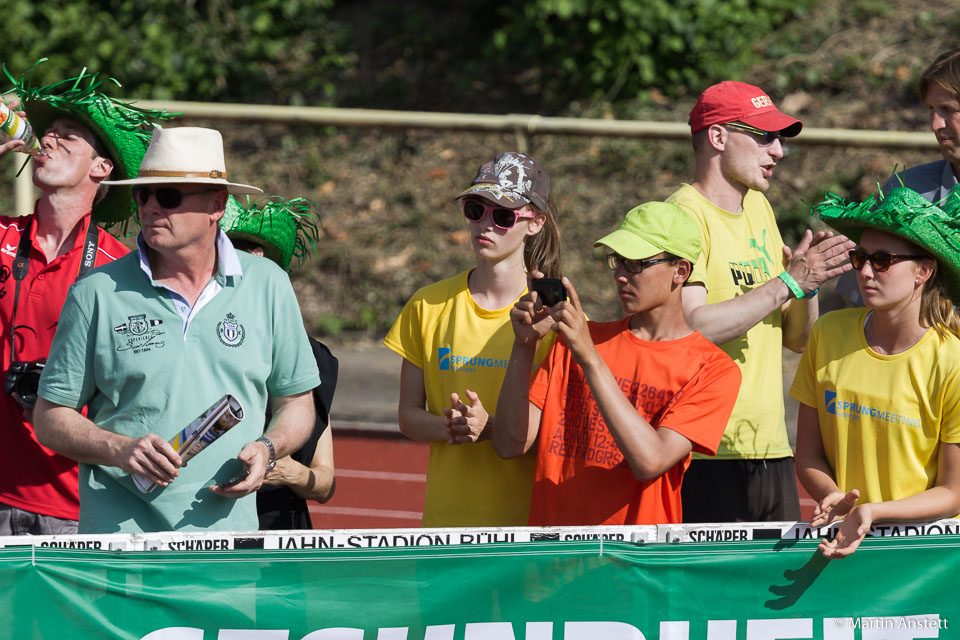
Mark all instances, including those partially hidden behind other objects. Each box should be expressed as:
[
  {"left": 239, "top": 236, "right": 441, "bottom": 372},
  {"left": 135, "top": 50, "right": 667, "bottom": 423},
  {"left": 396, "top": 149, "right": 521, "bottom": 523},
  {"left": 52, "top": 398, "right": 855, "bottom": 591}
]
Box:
[{"left": 778, "top": 271, "right": 807, "bottom": 299}]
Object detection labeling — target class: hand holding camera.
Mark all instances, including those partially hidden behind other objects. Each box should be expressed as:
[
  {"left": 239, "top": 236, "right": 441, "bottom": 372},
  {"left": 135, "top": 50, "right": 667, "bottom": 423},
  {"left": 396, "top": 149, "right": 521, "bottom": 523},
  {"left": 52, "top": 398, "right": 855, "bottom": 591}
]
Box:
[
  {"left": 542, "top": 276, "right": 596, "bottom": 364},
  {"left": 509, "top": 273, "right": 565, "bottom": 345},
  {"left": 4, "top": 359, "right": 45, "bottom": 410}
]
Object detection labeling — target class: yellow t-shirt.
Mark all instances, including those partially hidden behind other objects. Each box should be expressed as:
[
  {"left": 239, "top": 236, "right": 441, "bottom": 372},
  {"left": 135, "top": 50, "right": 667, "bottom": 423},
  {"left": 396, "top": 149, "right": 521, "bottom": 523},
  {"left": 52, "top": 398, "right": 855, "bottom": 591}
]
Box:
[
  {"left": 667, "top": 183, "right": 793, "bottom": 459},
  {"left": 384, "top": 270, "right": 554, "bottom": 526},
  {"left": 790, "top": 308, "right": 960, "bottom": 504}
]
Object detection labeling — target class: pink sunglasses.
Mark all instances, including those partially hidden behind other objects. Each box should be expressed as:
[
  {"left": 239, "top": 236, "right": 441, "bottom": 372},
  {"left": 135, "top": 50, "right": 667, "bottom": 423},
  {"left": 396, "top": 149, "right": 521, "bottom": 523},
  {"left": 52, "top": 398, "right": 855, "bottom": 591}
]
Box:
[{"left": 462, "top": 199, "right": 536, "bottom": 229}]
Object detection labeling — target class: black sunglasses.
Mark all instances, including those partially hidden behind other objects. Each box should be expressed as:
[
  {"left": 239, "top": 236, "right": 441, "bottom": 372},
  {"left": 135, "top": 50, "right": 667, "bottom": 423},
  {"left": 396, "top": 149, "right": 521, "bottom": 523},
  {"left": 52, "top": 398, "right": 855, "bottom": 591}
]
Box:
[
  {"left": 849, "top": 248, "right": 928, "bottom": 272},
  {"left": 462, "top": 199, "right": 536, "bottom": 230},
  {"left": 724, "top": 122, "right": 784, "bottom": 146},
  {"left": 132, "top": 186, "right": 213, "bottom": 209},
  {"left": 606, "top": 253, "right": 674, "bottom": 274}
]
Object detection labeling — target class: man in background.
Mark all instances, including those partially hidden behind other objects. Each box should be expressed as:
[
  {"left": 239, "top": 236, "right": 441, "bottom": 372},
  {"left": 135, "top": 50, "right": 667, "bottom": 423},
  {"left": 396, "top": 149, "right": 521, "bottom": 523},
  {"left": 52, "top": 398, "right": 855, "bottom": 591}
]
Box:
[
  {"left": 838, "top": 49, "right": 960, "bottom": 305},
  {"left": 888, "top": 48, "right": 960, "bottom": 201}
]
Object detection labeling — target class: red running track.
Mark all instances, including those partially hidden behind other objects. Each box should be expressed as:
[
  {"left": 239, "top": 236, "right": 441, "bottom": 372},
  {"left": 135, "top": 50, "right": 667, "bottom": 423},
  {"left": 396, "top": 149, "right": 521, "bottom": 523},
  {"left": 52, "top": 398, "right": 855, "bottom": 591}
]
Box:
[
  {"left": 310, "top": 431, "right": 817, "bottom": 529},
  {"left": 310, "top": 432, "right": 429, "bottom": 529}
]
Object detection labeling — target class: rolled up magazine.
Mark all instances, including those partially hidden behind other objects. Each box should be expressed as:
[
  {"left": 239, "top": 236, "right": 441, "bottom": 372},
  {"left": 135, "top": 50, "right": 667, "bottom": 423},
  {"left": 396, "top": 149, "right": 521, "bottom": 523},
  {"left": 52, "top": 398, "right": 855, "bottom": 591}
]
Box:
[{"left": 132, "top": 394, "right": 245, "bottom": 494}]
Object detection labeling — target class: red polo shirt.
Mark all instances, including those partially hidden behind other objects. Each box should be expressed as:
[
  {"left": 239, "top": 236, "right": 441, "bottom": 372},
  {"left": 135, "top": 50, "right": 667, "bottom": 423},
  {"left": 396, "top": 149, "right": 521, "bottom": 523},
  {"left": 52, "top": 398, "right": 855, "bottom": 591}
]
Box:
[{"left": 0, "top": 211, "right": 129, "bottom": 520}]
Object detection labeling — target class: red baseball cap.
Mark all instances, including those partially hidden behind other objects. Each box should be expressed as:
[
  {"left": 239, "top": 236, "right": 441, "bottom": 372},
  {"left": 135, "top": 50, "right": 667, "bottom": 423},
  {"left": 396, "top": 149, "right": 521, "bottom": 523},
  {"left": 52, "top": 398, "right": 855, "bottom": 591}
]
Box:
[{"left": 689, "top": 81, "right": 802, "bottom": 137}]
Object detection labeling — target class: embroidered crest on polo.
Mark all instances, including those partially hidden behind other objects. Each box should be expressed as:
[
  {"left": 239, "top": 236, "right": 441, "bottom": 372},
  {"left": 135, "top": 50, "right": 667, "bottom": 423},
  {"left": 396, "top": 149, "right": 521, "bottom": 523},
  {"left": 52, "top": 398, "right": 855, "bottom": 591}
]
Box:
[
  {"left": 217, "top": 312, "right": 246, "bottom": 347},
  {"left": 114, "top": 314, "right": 165, "bottom": 354}
]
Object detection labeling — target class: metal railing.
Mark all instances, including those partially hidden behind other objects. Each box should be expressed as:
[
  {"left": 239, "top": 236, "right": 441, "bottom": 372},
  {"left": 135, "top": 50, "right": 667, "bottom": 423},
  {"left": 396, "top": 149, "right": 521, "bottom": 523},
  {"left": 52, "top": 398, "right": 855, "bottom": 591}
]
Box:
[{"left": 13, "top": 102, "right": 940, "bottom": 213}]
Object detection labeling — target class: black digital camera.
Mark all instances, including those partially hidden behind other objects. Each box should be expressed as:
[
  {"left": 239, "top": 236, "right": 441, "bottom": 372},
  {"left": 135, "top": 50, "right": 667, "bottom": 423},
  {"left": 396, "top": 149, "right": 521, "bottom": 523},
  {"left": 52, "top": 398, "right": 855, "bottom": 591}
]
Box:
[
  {"left": 4, "top": 360, "right": 45, "bottom": 409},
  {"left": 531, "top": 277, "right": 568, "bottom": 307}
]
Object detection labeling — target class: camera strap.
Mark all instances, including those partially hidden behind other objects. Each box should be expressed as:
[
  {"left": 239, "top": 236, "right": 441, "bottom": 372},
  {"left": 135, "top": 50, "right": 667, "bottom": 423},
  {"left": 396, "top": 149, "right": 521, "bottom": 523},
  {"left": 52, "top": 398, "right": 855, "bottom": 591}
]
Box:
[{"left": 8, "top": 216, "right": 100, "bottom": 366}]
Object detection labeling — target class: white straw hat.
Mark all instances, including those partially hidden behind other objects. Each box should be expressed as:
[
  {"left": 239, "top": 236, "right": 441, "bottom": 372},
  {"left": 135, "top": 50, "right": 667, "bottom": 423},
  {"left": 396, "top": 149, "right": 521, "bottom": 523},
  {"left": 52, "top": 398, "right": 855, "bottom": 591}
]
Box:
[{"left": 103, "top": 126, "right": 262, "bottom": 195}]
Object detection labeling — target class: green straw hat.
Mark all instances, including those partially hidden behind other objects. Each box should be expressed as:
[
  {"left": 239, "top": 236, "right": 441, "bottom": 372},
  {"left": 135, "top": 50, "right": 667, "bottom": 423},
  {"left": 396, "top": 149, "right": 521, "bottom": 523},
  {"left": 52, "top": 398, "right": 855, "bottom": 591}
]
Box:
[
  {"left": 815, "top": 184, "right": 960, "bottom": 301},
  {"left": 219, "top": 196, "right": 320, "bottom": 271},
  {"left": 5, "top": 60, "right": 176, "bottom": 225}
]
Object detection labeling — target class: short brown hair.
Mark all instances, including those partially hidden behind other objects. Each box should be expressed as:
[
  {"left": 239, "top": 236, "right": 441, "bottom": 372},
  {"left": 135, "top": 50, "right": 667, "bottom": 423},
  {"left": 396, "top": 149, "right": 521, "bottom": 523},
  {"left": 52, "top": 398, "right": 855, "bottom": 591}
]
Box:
[{"left": 918, "top": 49, "right": 960, "bottom": 103}]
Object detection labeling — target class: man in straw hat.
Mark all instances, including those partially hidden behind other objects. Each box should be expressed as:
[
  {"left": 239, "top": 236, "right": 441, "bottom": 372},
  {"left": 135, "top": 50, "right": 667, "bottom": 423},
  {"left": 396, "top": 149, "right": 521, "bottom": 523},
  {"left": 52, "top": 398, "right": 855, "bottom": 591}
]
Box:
[
  {"left": 33, "top": 126, "right": 320, "bottom": 533},
  {"left": 219, "top": 195, "right": 337, "bottom": 529},
  {"left": 0, "top": 66, "right": 172, "bottom": 535},
  {"left": 666, "top": 81, "right": 855, "bottom": 523},
  {"left": 494, "top": 202, "right": 741, "bottom": 525}
]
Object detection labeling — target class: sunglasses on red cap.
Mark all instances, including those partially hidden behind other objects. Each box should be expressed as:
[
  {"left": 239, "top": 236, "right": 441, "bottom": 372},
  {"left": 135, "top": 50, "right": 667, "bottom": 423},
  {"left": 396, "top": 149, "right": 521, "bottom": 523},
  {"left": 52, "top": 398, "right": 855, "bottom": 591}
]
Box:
[
  {"left": 724, "top": 122, "right": 784, "bottom": 146},
  {"left": 462, "top": 199, "right": 536, "bottom": 229},
  {"left": 133, "top": 186, "right": 215, "bottom": 209}
]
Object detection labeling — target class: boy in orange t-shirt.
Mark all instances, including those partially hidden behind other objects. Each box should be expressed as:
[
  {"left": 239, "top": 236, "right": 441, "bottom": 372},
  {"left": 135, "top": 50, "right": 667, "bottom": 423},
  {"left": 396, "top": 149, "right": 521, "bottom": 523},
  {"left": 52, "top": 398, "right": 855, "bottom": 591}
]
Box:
[{"left": 493, "top": 202, "right": 741, "bottom": 525}]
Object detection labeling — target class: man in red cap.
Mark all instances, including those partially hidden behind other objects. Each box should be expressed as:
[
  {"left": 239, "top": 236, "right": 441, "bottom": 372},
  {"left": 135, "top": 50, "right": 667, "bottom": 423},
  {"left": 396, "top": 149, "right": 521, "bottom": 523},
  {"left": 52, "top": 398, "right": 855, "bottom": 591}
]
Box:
[{"left": 667, "top": 81, "right": 854, "bottom": 523}]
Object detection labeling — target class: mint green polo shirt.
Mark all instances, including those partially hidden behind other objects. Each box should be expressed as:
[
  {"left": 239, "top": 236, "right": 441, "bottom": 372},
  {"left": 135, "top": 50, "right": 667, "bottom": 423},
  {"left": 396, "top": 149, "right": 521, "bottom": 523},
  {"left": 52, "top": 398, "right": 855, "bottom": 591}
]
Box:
[{"left": 39, "top": 241, "right": 320, "bottom": 533}]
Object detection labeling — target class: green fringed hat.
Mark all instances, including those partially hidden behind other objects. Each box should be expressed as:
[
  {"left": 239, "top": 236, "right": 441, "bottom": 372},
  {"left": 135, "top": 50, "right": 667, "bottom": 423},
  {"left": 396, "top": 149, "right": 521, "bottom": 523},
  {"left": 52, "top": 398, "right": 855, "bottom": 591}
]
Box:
[
  {"left": 6, "top": 60, "right": 176, "bottom": 224},
  {"left": 815, "top": 184, "right": 960, "bottom": 300},
  {"left": 219, "top": 196, "right": 320, "bottom": 271}
]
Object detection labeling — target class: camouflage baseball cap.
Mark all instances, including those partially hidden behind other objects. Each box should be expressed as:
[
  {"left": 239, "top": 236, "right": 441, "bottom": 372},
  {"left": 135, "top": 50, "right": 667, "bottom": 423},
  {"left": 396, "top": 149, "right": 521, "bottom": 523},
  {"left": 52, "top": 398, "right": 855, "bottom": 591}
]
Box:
[{"left": 455, "top": 151, "right": 550, "bottom": 211}]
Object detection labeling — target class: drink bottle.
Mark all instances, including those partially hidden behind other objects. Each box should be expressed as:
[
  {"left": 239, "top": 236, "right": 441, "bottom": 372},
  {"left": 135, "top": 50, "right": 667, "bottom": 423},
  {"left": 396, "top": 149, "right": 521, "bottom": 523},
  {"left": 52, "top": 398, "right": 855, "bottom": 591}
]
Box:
[{"left": 0, "top": 102, "right": 44, "bottom": 156}]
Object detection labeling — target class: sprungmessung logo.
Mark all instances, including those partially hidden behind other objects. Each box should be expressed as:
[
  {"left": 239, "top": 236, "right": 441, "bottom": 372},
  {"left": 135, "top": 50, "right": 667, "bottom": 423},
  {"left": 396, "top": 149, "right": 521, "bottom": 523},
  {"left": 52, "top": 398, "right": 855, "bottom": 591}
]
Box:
[
  {"left": 438, "top": 347, "right": 451, "bottom": 370},
  {"left": 824, "top": 389, "right": 920, "bottom": 428},
  {"left": 436, "top": 346, "right": 508, "bottom": 373},
  {"left": 825, "top": 390, "right": 837, "bottom": 415}
]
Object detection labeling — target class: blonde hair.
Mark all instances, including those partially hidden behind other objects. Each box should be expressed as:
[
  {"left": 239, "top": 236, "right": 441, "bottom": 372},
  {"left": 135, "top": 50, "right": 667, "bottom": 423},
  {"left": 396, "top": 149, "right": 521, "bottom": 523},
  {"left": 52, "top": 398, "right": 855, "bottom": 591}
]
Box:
[
  {"left": 920, "top": 262, "right": 960, "bottom": 338},
  {"left": 524, "top": 196, "right": 563, "bottom": 279}
]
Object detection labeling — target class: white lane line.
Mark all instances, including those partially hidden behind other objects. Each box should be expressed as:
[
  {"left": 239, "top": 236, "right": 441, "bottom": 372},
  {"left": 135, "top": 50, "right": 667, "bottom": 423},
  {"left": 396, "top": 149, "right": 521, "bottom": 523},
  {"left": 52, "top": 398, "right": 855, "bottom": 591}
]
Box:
[
  {"left": 337, "top": 469, "right": 427, "bottom": 482},
  {"left": 312, "top": 506, "right": 422, "bottom": 520}
]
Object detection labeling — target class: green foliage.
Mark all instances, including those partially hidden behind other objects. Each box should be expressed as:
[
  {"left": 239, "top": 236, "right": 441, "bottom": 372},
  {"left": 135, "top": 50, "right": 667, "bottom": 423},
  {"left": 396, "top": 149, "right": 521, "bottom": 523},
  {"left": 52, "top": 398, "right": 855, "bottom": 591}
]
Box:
[
  {"left": 1, "top": 0, "right": 348, "bottom": 104},
  {"left": 315, "top": 313, "right": 346, "bottom": 336},
  {"left": 762, "top": 0, "right": 957, "bottom": 99},
  {"left": 1, "top": 0, "right": 820, "bottom": 111},
  {"left": 490, "top": 0, "right": 817, "bottom": 105}
]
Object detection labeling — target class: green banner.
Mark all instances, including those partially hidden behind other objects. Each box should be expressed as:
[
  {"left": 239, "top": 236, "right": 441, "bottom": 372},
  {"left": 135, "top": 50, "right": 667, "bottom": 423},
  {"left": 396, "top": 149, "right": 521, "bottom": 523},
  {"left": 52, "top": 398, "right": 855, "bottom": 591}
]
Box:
[{"left": 2, "top": 537, "right": 956, "bottom": 639}]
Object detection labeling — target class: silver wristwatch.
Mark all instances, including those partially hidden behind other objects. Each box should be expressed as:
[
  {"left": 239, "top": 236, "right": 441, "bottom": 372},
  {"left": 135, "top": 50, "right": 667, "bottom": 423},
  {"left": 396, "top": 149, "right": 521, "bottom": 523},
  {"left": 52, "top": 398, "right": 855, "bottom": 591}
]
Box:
[{"left": 256, "top": 436, "right": 277, "bottom": 473}]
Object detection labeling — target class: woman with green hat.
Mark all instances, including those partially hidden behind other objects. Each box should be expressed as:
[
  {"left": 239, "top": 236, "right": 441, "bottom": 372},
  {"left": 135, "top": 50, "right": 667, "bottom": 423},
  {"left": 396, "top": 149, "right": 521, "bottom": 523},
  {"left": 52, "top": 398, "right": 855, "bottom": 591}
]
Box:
[
  {"left": 383, "top": 151, "right": 563, "bottom": 527},
  {"left": 791, "top": 185, "right": 960, "bottom": 557},
  {"left": 219, "top": 196, "right": 335, "bottom": 530}
]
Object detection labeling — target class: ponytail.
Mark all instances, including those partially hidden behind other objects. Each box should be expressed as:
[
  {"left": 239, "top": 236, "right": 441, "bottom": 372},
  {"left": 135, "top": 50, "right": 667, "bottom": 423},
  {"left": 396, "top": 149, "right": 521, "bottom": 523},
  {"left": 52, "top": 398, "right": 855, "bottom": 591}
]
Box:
[{"left": 524, "top": 196, "right": 563, "bottom": 279}]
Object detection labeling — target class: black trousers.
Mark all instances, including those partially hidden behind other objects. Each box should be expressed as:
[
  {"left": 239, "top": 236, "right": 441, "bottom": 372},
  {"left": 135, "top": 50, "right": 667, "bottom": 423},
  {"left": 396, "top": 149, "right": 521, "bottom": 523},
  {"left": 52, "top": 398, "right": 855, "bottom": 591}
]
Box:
[{"left": 681, "top": 457, "right": 801, "bottom": 523}]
